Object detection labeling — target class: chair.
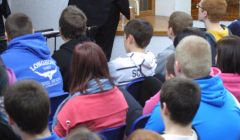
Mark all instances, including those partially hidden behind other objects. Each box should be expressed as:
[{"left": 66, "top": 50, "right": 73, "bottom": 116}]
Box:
[
  {"left": 127, "top": 76, "right": 162, "bottom": 106},
  {"left": 98, "top": 124, "right": 126, "bottom": 140},
  {"left": 49, "top": 93, "right": 69, "bottom": 129},
  {"left": 129, "top": 114, "right": 151, "bottom": 134}
]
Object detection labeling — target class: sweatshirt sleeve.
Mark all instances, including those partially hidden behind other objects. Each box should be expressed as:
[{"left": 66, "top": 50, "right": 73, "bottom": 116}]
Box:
[
  {"left": 143, "top": 92, "right": 160, "bottom": 115},
  {"left": 54, "top": 121, "right": 66, "bottom": 138}
]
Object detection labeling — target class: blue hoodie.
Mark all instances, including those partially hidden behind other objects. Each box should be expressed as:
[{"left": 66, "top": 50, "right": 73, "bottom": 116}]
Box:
[
  {"left": 1, "top": 33, "right": 64, "bottom": 98},
  {"left": 145, "top": 75, "right": 240, "bottom": 140}
]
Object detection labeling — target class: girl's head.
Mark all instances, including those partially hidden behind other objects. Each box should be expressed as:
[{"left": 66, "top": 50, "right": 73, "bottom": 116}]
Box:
[
  {"left": 69, "top": 42, "right": 114, "bottom": 93},
  {"left": 217, "top": 36, "right": 240, "bottom": 74}
]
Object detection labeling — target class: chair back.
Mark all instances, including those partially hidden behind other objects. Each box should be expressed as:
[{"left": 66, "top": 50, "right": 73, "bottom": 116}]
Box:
[
  {"left": 126, "top": 77, "right": 145, "bottom": 102},
  {"left": 98, "top": 124, "right": 126, "bottom": 140},
  {"left": 129, "top": 114, "right": 151, "bottom": 134}
]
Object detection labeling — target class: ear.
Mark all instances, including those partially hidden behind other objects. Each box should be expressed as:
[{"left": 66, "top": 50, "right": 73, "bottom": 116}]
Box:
[
  {"left": 8, "top": 116, "right": 15, "bottom": 125},
  {"left": 175, "top": 60, "right": 181, "bottom": 75},
  {"left": 203, "top": 10, "right": 208, "bottom": 18},
  {"left": 161, "top": 102, "right": 169, "bottom": 116},
  {"left": 127, "top": 34, "right": 135, "bottom": 44},
  {"left": 168, "top": 27, "right": 175, "bottom": 40}
]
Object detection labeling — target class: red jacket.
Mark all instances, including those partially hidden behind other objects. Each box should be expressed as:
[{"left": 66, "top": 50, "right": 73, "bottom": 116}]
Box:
[{"left": 54, "top": 87, "right": 128, "bottom": 137}]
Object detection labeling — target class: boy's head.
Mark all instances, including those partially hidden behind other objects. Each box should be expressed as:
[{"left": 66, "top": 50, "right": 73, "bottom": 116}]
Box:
[
  {"left": 5, "top": 13, "right": 33, "bottom": 41},
  {"left": 175, "top": 35, "right": 211, "bottom": 79},
  {"left": 160, "top": 77, "right": 201, "bottom": 126},
  {"left": 4, "top": 80, "right": 50, "bottom": 135},
  {"left": 198, "top": 0, "right": 227, "bottom": 23},
  {"left": 67, "top": 127, "right": 101, "bottom": 140},
  {"left": 128, "top": 129, "right": 164, "bottom": 140},
  {"left": 168, "top": 11, "right": 193, "bottom": 40},
  {"left": 59, "top": 6, "right": 87, "bottom": 40},
  {"left": 124, "top": 19, "right": 153, "bottom": 51}
]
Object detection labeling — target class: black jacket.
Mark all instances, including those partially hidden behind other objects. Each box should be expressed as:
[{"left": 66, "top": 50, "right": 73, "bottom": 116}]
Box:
[
  {"left": 68, "top": 0, "right": 130, "bottom": 26},
  {"left": 52, "top": 36, "right": 90, "bottom": 91},
  {"left": 0, "top": 0, "right": 10, "bottom": 36}
]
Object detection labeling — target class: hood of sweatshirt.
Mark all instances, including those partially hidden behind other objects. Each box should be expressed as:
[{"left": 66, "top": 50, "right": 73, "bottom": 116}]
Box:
[
  {"left": 7, "top": 33, "right": 50, "bottom": 59},
  {"left": 196, "top": 74, "right": 227, "bottom": 107},
  {"left": 128, "top": 51, "right": 157, "bottom": 76}
]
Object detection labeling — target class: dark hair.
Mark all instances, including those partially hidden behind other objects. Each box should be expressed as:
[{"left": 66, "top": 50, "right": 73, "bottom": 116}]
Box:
[
  {"left": 59, "top": 6, "right": 87, "bottom": 39},
  {"left": 173, "top": 27, "right": 206, "bottom": 47},
  {"left": 160, "top": 77, "right": 201, "bottom": 126},
  {"left": 166, "top": 53, "right": 175, "bottom": 76},
  {"left": 4, "top": 80, "right": 50, "bottom": 135},
  {"left": 67, "top": 127, "right": 101, "bottom": 140},
  {"left": 168, "top": 11, "right": 193, "bottom": 36},
  {"left": 5, "top": 13, "right": 33, "bottom": 40},
  {"left": 124, "top": 19, "right": 153, "bottom": 48},
  {"left": 69, "top": 42, "right": 114, "bottom": 93},
  {"left": 217, "top": 36, "right": 240, "bottom": 74}
]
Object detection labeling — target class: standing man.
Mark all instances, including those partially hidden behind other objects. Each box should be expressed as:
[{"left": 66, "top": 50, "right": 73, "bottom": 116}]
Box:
[
  {"left": 0, "top": 0, "right": 11, "bottom": 53},
  {"left": 68, "top": 0, "right": 130, "bottom": 60}
]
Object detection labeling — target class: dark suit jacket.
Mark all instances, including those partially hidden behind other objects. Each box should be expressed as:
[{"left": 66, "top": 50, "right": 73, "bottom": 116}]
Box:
[{"left": 68, "top": 0, "right": 130, "bottom": 26}]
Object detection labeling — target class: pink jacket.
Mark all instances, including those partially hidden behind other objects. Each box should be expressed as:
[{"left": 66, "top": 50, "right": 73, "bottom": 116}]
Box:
[{"left": 54, "top": 87, "right": 128, "bottom": 137}]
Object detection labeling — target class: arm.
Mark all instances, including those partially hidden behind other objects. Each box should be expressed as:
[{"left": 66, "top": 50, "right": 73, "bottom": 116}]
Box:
[
  {"left": 116, "top": 0, "right": 130, "bottom": 19},
  {"left": 2, "top": 0, "right": 11, "bottom": 18},
  {"left": 143, "top": 92, "right": 160, "bottom": 115}
]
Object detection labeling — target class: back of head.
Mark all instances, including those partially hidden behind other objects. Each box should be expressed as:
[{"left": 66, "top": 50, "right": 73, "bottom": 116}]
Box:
[
  {"left": 59, "top": 6, "right": 87, "bottom": 39},
  {"left": 168, "top": 11, "right": 193, "bottom": 36},
  {"left": 70, "top": 41, "right": 114, "bottom": 93},
  {"left": 5, "top": 13, "right": 33, "bottom": 40},
  {"left": 217, "top": 36, "right": 240, "bottom": 74},
  {"left": 4, "top": 80, "right": 50, "bottom": 135},
  {"left": 173, "top": 27, "right": 206, "bottom": 47},
  {"left": 160, "top": 77, "right": 201, "bottom": 126},
  {"left": 67, "top": 127, "right": 101, "bottom": 140},
  {"left": 124, "top": 19, "right": 153, "bottom": 48},
  {"left": 201, "top": 0, "right": 227, "bottom": 22},
  {"left": 128, "top": 129, "right": 164, "bottom": 140},
  {"left": 175, "top": 35, "right": 212, "bottom": 79}
]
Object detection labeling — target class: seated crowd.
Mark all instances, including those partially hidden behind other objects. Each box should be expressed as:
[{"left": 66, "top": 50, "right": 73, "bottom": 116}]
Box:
[{"left": 0, "top": 0, "right": 240, "bottom": 140}]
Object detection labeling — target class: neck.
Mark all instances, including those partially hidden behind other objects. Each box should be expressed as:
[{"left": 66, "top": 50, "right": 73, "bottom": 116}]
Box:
[
  {"left": 20, "top": 128, "right": 51, "bottom": 140},
  {"left": 164, "top": 121, "right": 193, "bottom": 136},
  {"left": 204, "top": 19, "right": 223, "bottom": 31},
  {"left": 128, "top": 45, "right": 145, "bottom": 53}
]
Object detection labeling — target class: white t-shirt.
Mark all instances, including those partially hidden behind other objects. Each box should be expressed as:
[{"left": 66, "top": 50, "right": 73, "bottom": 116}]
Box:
[{"left": 162, "top": 130, "right": 198, "bottom": 140}]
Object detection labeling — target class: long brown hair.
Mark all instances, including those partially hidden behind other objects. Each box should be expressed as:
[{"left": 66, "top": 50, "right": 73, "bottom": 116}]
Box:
[{"left": 69, "top": 42, "right": 114, "bottom": 94}]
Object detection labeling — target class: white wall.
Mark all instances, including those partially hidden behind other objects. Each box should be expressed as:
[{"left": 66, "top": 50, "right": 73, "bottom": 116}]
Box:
[{"left": 155, "top": 0, "right": 191, "bottom": 16}]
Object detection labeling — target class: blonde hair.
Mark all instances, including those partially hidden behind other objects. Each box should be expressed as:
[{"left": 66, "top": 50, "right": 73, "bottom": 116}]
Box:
[
  {"left": 128, "top": 129, "right": 164, "bottom": 140},
  {"left": 175, "top": 35, "right": 211, "bottom": 79}
]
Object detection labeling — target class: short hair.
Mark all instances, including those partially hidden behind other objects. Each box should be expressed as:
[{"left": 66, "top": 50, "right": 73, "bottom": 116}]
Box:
[
  {"left": 127, "top": 129, "right": 164, "bottom": 140},
  {"left": 217, "top": 36, "right": 240, "bottom": 74},
  {"left": 160, "top": 77, "right": 201, "bottom": 126},
  {"left": 5, "top": 13, "right": 33, "bottom": 40},
  {"left": 4, "top": 80, "right": 50, "bottom": 135},
  {"left": 201, "top": 0, "right": 227, "bottom": 22},
  {"left": 175, "top": 36, "right": 211, "bottom": 78},
  {"left": 168, "top": 11, "right": 193, "bottom": 36},
  {"left": 66, "top": 127, "right": 101, "bottom": 140},
  {"left": 173, "top": 27, "right": 207, "bottom": 47},
  {"left": 166, "top": 53, "right": 175, "bottom": 76},
  {"left": 59, "top": 6, "right": 87, "bottom": 39},
  {"left": 69, "top": 42, "right": 114, "bottom": 93},
  {"left": 124, "top": 19, "right": 153, "bottom": 48}
]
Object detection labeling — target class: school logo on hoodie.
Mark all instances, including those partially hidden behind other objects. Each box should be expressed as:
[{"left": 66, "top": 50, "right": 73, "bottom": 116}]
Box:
[{"left": 29, "top": 60, "right": 61, "bottom": 88}]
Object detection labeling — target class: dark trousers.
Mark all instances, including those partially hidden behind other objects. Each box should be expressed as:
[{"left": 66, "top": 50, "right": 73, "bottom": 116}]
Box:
[{"left": 87, "top": 7, "right": 120, "bottom": 61}]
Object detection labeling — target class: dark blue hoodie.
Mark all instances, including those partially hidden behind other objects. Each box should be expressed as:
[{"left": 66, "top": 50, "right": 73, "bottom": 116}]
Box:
[
  {"left": 1, "top": 33, "right": 64, "bottom": 98},
  {"left": 145, "top": 75, "right": 240, "bottom": 140}
]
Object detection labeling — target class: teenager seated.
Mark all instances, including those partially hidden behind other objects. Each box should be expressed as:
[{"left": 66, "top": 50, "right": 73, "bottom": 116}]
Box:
[
  {"left": 1, "top": 13, "right": 64, "bottom": 98},
  {"left": 53, "top": 42, "right": 128, "bottom": 137},
  {"left": 4, "top": 80, "right": 62, "bottom": 140},
  {"left": 108, "top": 19, "right": 156, "bottom": 86}
]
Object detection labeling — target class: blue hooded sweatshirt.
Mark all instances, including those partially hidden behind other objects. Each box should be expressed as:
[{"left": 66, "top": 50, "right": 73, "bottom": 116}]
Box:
[
  {"left": 1, "top": 33, "right": 64, "bottom": 98},
  {"left": 145, "top": 75, "right": 240, "bottom": 140}
]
